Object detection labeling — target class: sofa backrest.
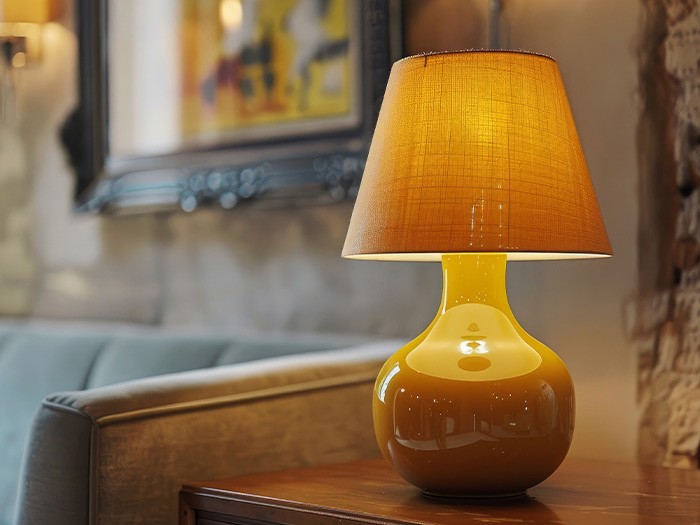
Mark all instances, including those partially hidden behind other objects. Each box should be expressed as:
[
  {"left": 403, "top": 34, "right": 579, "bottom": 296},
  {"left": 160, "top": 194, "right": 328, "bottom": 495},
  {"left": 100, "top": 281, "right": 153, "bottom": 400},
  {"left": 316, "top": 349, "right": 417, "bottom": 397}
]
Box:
[{"left": 0, "top": 324, "right": 371, "bottom": 525}]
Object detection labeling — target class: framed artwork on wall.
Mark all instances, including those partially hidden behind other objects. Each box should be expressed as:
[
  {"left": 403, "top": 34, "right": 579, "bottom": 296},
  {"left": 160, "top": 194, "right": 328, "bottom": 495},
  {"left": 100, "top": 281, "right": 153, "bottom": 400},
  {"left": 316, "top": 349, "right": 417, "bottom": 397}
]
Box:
[{"left": 67, "top": 0, "right": 402, "bottom": 213}]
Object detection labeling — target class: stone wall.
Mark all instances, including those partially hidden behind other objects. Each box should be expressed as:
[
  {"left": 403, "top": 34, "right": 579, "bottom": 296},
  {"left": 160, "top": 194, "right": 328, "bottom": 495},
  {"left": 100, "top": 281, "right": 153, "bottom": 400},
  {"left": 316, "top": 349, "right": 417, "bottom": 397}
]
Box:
[
  {"left": 636, "top": 0, "right": 700, "bottom": 468},
  {"left": 0, "top": 123, "right": 34, "bottom": 315}
]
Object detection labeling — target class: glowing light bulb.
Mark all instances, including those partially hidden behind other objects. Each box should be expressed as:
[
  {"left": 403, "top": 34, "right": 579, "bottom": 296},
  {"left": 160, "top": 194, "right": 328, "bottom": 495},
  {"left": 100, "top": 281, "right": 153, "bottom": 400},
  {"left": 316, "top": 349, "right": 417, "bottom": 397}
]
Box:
[
  {"left": 219, "top": 0, "right": 243, "bottom": 30},
  {"left": 11, "top": 52, "right": 26, "bottom": 68}
]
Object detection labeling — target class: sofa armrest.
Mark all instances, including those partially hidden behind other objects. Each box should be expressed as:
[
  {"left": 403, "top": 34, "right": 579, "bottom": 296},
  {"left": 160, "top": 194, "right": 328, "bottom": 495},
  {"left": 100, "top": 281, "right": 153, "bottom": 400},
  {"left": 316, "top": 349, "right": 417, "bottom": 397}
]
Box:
[{"left": 13, "top": 342, "right": 398, "bottom": 525}]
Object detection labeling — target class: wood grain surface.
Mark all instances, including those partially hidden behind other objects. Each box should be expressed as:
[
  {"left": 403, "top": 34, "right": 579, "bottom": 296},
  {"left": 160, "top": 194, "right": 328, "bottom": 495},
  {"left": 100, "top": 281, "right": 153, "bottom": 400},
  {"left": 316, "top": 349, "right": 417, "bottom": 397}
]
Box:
[{"left": 180, "top": 457, "right": 700, "bottom": 524}]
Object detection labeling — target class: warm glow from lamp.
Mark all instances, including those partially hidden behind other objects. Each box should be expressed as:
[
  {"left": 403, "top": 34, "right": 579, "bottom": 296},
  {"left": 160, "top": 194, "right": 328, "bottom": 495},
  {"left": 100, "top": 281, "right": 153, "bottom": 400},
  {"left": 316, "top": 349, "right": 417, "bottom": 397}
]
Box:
[
  {"left": 0, "top": 0, "right": 63, "bottom": 67},
  {"left": 343, "top": 50, "right": 611, "bottom": 498},
  {"left": 343, "top": 51, "right": 611, "bottom": 261},
  {"left": 219, "top": 0, "right": 243, "bottom": 30},
  {"left": 11, "top": 50, "right": 25, "bottom": 67},
  {"left": 1, "top": 0, "right": 62, "bottom": 24}
]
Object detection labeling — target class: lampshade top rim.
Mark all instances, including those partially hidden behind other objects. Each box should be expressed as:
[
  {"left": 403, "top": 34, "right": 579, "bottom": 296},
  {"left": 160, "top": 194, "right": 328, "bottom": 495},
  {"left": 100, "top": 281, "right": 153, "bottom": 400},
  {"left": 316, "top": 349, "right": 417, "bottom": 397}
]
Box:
[{"left": 395, "top": 49, "right": 556, "bottom": 65}]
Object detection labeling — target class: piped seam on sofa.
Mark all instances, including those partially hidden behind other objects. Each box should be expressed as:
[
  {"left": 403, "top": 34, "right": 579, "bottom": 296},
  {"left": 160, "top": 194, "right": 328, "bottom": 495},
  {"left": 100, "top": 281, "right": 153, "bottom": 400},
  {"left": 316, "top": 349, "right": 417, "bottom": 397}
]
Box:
[
  {"left": 81, "top": 340, "right": 115, "bottom": 390},
  {"left": 40, "top": 369, "right": 379, "bottom": 428}
]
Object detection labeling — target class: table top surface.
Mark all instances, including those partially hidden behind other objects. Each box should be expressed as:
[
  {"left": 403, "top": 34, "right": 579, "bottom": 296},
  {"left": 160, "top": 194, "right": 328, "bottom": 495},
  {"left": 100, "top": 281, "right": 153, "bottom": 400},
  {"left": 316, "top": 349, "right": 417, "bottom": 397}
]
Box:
[{"left": 182, "top": 457, "right": 700, "bottom": 524}]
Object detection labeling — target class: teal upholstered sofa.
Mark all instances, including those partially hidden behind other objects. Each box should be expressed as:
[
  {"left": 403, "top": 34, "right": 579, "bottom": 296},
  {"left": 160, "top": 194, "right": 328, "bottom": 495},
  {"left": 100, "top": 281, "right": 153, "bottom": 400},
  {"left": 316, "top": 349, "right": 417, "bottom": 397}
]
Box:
[{"left": 0, "top": 323, "right": 399, "bottom": 525}]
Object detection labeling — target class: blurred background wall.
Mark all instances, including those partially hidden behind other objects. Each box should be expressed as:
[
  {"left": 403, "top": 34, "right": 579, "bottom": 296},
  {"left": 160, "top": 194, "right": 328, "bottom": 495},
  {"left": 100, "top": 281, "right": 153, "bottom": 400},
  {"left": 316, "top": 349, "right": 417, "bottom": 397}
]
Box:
[{"left": 0, "top": 0, "right": 639, "bottom": 461}]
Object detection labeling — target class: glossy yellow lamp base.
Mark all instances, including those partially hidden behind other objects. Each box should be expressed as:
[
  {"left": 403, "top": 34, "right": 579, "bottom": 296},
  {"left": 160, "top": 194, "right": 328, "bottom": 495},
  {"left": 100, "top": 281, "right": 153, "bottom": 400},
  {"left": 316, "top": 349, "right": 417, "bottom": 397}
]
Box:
[{"left": 373, "top": 254, "right": 574, "bottom": 498}]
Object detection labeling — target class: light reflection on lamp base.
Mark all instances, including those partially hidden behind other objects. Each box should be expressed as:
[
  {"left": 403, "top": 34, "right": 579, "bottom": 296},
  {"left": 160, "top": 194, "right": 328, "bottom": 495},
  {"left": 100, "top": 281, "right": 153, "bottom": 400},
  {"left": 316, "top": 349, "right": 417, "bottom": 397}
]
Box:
[{"left": 373, "top": 254, "right": 575, "bottom": 497}]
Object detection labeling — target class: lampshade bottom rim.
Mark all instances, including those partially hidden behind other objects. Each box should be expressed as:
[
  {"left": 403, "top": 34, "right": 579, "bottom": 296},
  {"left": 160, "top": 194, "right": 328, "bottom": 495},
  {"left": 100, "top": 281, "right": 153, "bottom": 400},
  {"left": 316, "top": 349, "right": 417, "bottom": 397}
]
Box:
[{"left": 343, "top": 251, "right": 612, "bottom": 262}]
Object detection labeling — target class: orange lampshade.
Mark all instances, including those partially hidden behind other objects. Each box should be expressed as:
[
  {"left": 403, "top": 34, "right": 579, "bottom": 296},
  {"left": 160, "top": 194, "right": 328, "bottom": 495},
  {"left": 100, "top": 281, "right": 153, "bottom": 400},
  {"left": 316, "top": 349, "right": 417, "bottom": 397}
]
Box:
[
  {"left": 343, "top": 50, "right": 612, "bottom": 261},
  {"left": 0, "top": 0, "right": 62, "bottom": 23}
]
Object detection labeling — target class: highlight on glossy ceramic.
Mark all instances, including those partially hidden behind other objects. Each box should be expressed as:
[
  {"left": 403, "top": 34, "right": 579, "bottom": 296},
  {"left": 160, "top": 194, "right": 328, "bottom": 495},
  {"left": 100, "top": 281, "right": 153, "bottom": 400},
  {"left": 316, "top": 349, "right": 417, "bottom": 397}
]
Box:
[{"left": 373, "top": 254, "right": 574, "bottom": 497}]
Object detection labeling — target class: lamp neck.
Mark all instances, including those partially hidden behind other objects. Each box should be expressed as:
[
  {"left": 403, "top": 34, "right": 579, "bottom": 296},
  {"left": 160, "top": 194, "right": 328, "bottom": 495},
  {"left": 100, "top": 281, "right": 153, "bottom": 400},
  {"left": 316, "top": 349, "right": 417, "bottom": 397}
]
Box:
[{"left": 439, "top": 254, "right": 510, "bottom": 312}]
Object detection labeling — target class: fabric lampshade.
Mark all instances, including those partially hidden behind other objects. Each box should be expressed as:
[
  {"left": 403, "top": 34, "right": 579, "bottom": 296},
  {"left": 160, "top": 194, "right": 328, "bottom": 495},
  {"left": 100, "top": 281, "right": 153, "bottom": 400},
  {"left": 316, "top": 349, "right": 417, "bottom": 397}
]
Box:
[
  {"left": 343, "top": 50, "right": 612, "bottom": 261},
  {"left": 0, "top": 0, "right": 62, "bottom": 23}
]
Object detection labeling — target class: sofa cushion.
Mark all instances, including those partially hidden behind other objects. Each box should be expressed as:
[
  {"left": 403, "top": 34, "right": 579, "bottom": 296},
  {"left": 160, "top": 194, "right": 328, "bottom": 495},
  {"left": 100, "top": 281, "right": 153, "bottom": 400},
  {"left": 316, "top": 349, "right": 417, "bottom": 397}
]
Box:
[
  {"left": 0, "top": 330, "right": 107, "bottom": 525},
  {"left": 0, "top": 328, "right": 15, "bottom": 347},
  {"left": 214, "top": 334, "right": 368, "bottom": 366},
  {"left": 85, "top": 336, "right": 232, "bottom": 388}
]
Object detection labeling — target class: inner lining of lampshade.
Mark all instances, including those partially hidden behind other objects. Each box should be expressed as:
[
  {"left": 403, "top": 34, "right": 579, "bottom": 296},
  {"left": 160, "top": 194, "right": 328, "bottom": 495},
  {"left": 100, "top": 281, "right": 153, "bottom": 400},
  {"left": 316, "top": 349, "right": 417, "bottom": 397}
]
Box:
[{"left": 343, "top": 252, "right": 613, "bottom": 262}]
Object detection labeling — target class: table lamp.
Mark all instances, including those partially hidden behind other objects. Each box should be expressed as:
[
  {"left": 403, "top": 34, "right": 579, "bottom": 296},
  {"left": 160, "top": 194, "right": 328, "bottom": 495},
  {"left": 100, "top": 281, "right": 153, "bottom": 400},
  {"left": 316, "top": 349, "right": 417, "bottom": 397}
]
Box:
[{"left": 343, "top": 50, "right": 612, "bottom": 498}]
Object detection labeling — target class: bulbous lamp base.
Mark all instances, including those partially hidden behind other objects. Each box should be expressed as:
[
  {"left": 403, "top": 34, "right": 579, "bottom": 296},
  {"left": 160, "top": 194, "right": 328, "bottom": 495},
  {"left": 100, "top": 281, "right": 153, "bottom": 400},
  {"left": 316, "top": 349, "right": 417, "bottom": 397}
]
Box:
[{"left": 373, "top": 254, "right": 574, "bottom": 498}]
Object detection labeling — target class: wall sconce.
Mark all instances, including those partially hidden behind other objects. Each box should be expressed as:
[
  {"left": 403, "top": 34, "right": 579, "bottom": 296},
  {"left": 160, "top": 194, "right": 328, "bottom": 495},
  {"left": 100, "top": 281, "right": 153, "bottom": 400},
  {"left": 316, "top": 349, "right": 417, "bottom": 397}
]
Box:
[{"left": 0, "top": 0, "right": 64, "bottom": 68}]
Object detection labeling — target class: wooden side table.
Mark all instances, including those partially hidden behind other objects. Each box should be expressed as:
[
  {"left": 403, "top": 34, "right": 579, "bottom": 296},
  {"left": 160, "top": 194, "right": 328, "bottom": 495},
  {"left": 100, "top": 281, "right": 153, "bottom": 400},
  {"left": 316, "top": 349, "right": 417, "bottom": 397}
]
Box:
[{"left": 179, "top": 457, "right": 700, "bottom": 524}]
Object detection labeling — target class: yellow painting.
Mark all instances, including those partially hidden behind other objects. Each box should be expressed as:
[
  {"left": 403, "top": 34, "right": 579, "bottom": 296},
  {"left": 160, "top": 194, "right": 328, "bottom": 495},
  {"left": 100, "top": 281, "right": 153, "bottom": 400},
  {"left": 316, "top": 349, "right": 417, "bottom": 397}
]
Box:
[{"left": 179, "top": 0, "right": 358, "bottom": 144}]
